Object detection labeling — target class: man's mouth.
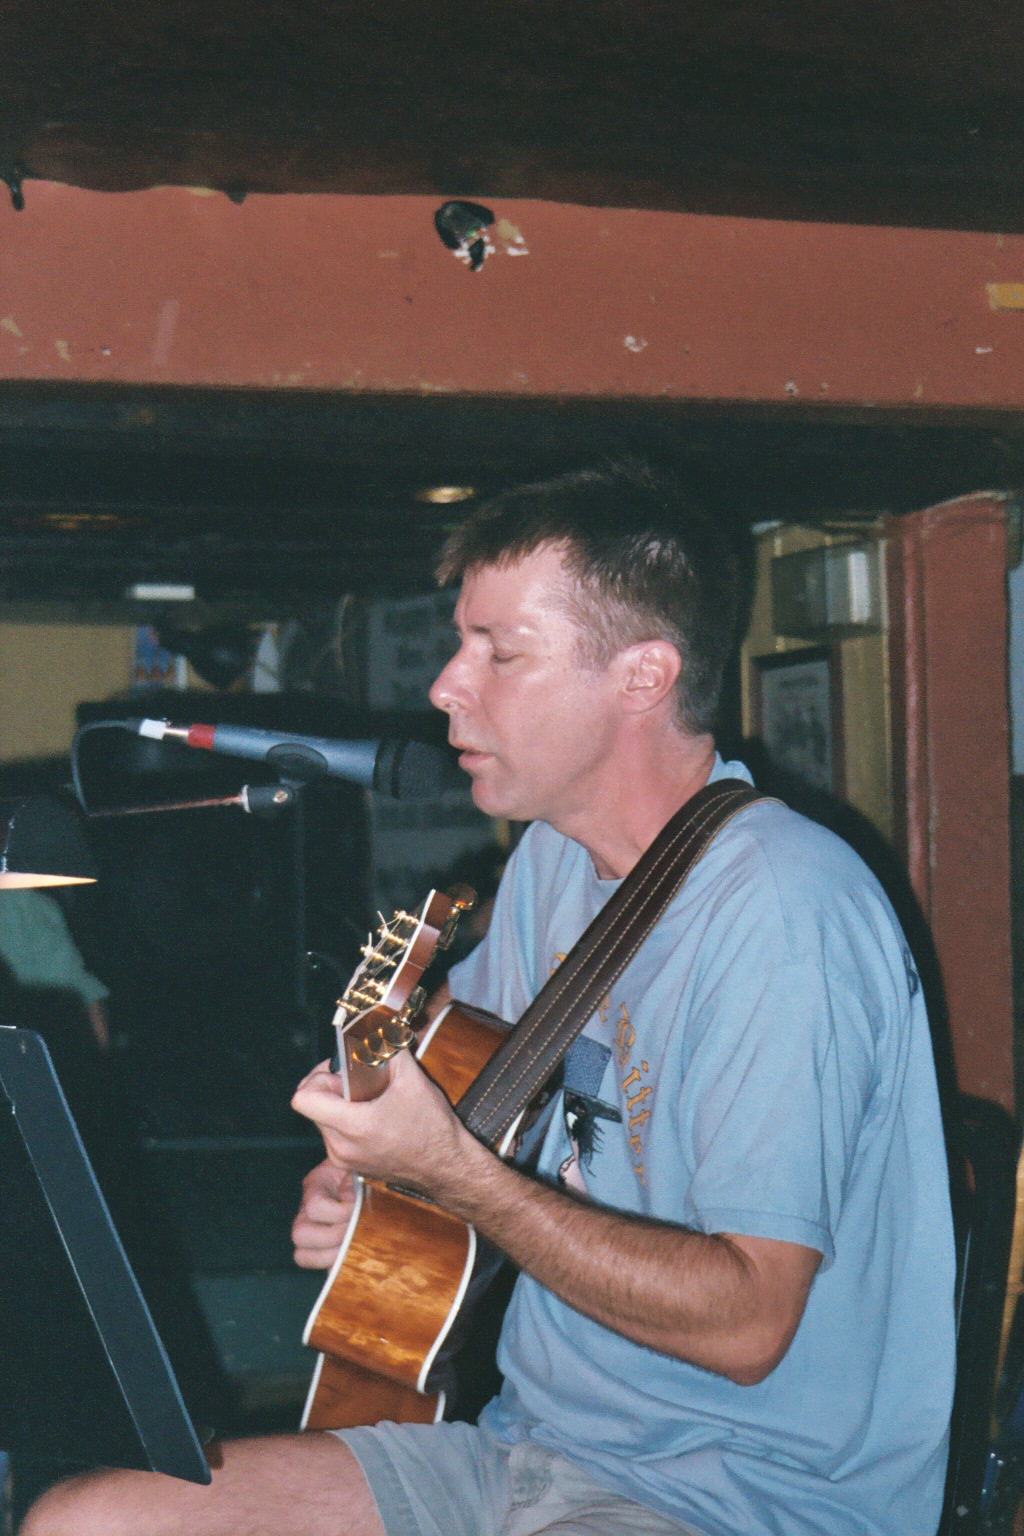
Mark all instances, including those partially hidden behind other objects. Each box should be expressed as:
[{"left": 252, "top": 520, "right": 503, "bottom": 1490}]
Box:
[{"left": 454, "top": 744, "right": 492, "bottom": 770}]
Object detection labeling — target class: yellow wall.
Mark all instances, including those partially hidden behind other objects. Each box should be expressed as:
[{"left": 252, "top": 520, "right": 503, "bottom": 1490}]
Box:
[{"left": 0, "top": 621, "right": 136, "bottom": 761}]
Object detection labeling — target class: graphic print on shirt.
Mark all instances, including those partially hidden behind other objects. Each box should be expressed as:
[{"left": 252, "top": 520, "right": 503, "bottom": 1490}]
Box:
[
  {"left": 615, "top": 1002, "right": 654, "bottom": 1187},
  {"left": 558, "top": 1033, "right": 621, "bottom": 1193}
]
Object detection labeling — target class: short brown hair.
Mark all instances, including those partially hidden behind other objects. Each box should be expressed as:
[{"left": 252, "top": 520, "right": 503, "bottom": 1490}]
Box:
[{"left": 436, "top": 461, "right": 752, "bottom": 736}]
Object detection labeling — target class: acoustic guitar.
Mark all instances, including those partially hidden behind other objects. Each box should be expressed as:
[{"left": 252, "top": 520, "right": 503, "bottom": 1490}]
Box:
[
  {"left": 301, "top": 884, "right": 523, "bottom": 1430},
  {"left": 300, "top": 780, "right": 762, "bottom": 1430}
]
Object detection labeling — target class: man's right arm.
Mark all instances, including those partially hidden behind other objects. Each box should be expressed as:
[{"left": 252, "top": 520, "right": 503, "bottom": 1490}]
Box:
[{"left": 291, "top": 1047, "right": 820, "bottom": 1385}]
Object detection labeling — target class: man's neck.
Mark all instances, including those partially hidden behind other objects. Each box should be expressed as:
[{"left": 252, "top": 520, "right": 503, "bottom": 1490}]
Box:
[{"left": 567, "top": 734, "right": 718, "bottom": 880}]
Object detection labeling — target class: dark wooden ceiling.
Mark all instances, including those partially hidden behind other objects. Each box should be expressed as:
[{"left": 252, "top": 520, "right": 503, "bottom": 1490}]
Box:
[
  {"left": 0, "top": 385, "right": 1020, "bottom": 613},
  {"left": 0, "top": 3, "right": 1022, "bottom": 610},
  {"left": 2, "top": 0, "right": 1022, "bottom": 231}
]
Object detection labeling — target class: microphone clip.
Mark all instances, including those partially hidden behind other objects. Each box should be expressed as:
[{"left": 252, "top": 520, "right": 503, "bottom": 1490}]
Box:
[{"left": 238, "top": 782, "right": 299, "bottom": 817}]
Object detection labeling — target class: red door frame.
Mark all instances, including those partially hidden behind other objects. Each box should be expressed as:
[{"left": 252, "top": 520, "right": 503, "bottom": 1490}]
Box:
[{"left": 886, "top": 494, "right": 1015, "bottom": 1113}]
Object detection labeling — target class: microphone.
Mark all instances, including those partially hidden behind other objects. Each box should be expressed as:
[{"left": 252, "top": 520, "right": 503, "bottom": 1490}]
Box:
[{"left": 127, "top": 720, "right": 462, "bottom": 800}]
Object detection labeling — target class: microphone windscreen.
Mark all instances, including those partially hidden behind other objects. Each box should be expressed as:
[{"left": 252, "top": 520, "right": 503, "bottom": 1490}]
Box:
[{"left": 372, "top": 739, "right": 463, "bottom": 800}]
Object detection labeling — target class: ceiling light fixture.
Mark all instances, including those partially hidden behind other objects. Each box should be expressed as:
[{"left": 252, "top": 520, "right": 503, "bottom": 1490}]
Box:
[
  {"left": 414, "top": 485, "right": 476, "bottom": 506},
  {"left": 127, "top": 583, "right": 196, "bottom": 602}
]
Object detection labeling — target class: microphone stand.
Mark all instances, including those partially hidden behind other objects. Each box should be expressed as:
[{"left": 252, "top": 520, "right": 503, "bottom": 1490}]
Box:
[{"left": 83, "top": 782, "right": 299, "bottom": 819}]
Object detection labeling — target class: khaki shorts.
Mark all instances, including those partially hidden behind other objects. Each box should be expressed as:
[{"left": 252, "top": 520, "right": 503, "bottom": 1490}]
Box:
[{"left": 335, "top": 1420, "right": 705, "bottom": 1536}]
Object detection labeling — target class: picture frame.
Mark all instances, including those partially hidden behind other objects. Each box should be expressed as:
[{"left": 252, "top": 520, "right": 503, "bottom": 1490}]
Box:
[{"left": 752, "top": 647, "right": 843, "bottom": 796}]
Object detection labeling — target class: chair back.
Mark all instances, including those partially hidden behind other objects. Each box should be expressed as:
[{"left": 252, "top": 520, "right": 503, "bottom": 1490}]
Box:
[{"left": 938, "top": 1095, "right": 1019, "bottom": 1534}]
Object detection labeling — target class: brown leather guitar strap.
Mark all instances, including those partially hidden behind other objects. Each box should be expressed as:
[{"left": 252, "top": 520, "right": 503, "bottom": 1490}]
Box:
[{"left": 456, "top": 778, "right": 768, "bottom": 1148}]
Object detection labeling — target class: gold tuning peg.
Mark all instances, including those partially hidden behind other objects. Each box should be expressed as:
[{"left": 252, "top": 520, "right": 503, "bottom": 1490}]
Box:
[
  {"left": 438, "top": 884, "right": 477, "bottom": 949},
  {"left": 398, "top": 985, "right": 427, "bottom": 1028},
  {"left": 379, "top": 1016, "right": 416, "bottom": 1051},
  {"left": 349, "top": 1016, "right": 416, "bottom": 1068},
  {"left": 349, "top": 1036, "right": 384, "bottom": 1068}
]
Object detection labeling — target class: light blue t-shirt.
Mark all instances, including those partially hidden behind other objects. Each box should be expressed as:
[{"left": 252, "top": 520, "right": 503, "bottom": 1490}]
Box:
[{"left": 448, "top": 759, "right": 956, "bottom": 1536}]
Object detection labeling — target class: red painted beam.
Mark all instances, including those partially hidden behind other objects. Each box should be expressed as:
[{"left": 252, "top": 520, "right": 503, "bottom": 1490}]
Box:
[{"left": 0, "top": 186, "right": 1022, "bottom": 406}]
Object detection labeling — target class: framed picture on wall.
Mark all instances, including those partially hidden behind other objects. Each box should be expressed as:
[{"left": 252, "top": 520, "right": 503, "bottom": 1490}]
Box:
[{"left": 752, "top": 647, "right": 844, "bottom": 796}]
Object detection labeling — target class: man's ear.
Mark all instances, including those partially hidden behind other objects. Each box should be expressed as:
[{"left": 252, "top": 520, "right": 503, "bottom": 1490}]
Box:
[{"left": 618, "top": 640, "right": 682, "bottom": 714}]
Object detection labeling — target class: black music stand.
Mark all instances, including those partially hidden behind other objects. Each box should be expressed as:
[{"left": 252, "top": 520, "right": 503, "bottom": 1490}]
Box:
[{"left": 0, "top": 1026, "right": 210, "bottom": 1483}]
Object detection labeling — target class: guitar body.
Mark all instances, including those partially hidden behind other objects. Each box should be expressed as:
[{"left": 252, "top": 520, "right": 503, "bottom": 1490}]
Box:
[{"left": 302, "top": 999, "right": 516, "bottom": 1430}]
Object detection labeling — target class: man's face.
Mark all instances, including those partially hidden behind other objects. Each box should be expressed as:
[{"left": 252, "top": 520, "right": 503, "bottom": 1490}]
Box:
[{"left": 429, "top": 545, "right": 625, "bottom": 830}]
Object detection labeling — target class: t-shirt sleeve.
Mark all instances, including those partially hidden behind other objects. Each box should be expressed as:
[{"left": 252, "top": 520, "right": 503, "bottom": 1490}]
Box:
[{"left": 674, "top": 936, "right": 881, "bottom": 1268}]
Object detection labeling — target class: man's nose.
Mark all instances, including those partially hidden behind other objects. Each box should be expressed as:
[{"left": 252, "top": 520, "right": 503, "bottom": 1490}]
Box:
[{"left": 429, "top": 654, "right": 463, "bottom": 713}]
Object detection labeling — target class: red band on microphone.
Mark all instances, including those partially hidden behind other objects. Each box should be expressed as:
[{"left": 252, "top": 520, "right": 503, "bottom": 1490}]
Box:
[{"left": 185, "top": 724, "right": 217, "bottom": 751}]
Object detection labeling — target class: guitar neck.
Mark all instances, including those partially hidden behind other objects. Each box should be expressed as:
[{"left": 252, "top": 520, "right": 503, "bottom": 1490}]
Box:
[{"left": 332, "top": 885, "right": 475, "bottom": 1103}]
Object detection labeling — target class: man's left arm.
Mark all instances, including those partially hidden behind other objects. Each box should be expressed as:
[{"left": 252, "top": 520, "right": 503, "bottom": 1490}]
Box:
[{"left": 291, "top": 1050, "right": 821, "bottom": 1386}]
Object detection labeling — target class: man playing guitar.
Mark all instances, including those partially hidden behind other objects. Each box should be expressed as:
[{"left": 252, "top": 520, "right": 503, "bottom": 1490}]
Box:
[{"left": 22, "top": 463, "right": 955, "bottom": 1536}]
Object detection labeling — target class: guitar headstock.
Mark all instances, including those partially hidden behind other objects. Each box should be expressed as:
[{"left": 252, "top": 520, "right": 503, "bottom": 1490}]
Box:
[{"left": 334, "top": 884, "right": 475, "bottom": 1097}]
